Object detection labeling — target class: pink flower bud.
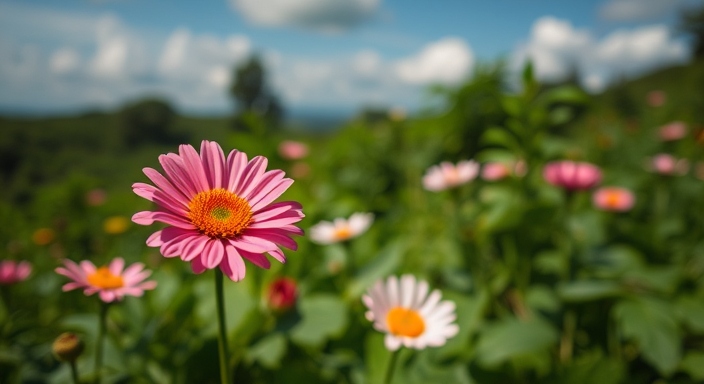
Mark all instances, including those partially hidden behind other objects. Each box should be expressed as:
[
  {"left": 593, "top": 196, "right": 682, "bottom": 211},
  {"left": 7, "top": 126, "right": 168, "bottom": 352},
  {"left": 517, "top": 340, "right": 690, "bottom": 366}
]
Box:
[
  {"left": 267, "top": 277, "right": 298, "bottom": 312},
  {"left": 647, "top": 90, "right": 666, "bottom": 107},
  {"left": 278, "top": 141, "right": 309, "bottom": 160}
]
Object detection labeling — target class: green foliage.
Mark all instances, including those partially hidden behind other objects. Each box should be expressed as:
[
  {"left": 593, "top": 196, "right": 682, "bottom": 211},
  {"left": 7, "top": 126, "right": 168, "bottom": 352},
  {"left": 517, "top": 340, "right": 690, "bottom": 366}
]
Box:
[{"left": 2, "top": 59, "right": 704, "bottom": 384}]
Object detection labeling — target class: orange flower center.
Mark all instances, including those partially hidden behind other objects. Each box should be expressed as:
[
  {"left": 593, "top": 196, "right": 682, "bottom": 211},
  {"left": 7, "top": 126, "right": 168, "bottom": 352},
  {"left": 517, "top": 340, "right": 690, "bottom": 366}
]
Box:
[
  {"left": 386, "top": 307, "right": 425, "bottom": 337},
  {"left": 333, "top": 225, "right": 353, "bottom": 241},
  {"left": 604, "top": 190, "right": 623, "bottom": 208},
  {"left": 87, "top": 267, "right": 124, "bottom": 289},
  {"left": 187, "top": 188, "right": 253, "bottom": 239}
]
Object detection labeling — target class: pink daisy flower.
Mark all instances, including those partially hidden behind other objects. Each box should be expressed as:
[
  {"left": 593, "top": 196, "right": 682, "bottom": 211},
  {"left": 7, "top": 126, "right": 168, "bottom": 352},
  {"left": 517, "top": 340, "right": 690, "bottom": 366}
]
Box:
[
  {"left": 55, "top": 258, "right": 156, "bottom": 303},
  {"left": 592, "top": 187, "right": 636, "bottom": 212},
  {"left": 132, "top": 141, "right": 304, "bottom": 282},
  {"left": 0, "top": 260, "right": 32, "bottom": 285},
  {"left": 543, "top": 160, "right": 602, "bottom": 191},
  {"left": 422, "top": 160, "right": 479, "bottom": 191}
]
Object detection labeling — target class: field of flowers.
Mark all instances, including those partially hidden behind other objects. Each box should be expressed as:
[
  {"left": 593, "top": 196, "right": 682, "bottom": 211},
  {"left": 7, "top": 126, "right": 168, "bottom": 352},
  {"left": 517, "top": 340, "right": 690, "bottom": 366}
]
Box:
[{"left": 1, "top": 64, "right": 704, "bottom": 384}]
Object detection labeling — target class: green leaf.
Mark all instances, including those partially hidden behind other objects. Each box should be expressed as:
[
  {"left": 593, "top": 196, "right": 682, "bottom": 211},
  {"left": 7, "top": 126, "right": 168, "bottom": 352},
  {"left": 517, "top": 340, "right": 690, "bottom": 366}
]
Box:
[
  {"left": 291, "top": 294, "right": 348, "bottom": 348},
  {"left": 481, "top": 127, "right": 520, "bottom": 150},
  {"left": 681, "top": 352, "right": 704, "bottom": 380},
  {"left": 557, "top": 280, "right": 623, "bottom": 302},
  {"left": 438, "top": 290, "right": 489, "bottom": 360},
  {"left": 475, "top": 316, "right": 559, "bottom": 367},
  {"left": 526, "top": 285, "right": 560, "bottom": 313},
  {"left": 613, "top": 297, "right": 681, "bottom": 376},
  {"left": 534, "top": 250, "right": 567, "bottom": 276},
  {"left": 675, "top": 296, "right": 704, "bottom": 333},
  {"left": 247, "top": 333, "right": 287, "bottom": 369},
  {"left": 539, "top": 85, "right": 590, "bottom": 105},
  {"left": 346, "top": 240, "right": 404, "bottom": 299},
  {"left": 550, "top": 350, "right": 625, "bottom": 384},
  {"left": 622, "top": 266, "right": 681, "bottom": 294}
]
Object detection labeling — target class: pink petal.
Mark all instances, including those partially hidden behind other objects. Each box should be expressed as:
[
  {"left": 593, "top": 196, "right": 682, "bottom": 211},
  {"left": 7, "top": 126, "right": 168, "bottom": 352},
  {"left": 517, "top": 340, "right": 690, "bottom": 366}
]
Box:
[
  {"left": 132, "top": 211, "right": 195, "bottom": 230},
  {"left": 244, "top": 229, "right": 299, "bottom": 250},
  {"left": 226, "top": 150, "right": 248, "bottom": 193},
  {"left": 133, "top": 183, "right": 188, "bottom": 215},
  {"left": 181, "top": 235, "right": 209, "bottom": 262},
  {"left": 249, "top": 176, "right": 294, "bottom": 212},
  {"left": 236, "top": 156, "right": 268, "bottom": 197},
  {"left": 142, "top": 167, "right": 190, "bottom": 208},
  {"left": 191, "top": 256, "right": 207, "bottom": 274},
  {"left": 159, "top": 153, "right": 198, "bottom": 198},
  {"left": 238, "top": 249, "right": 271, "bottom": 269},
  {"left": 221, "top": 244, "right": 246, "bottom": 281},
  {"left": 109, "top": 258, "right": 125, "bottom": 275},
  {"left": 99, "top": 290, "right": 117, "bottom": 303},
  {"left": 202, "top": 239, "right": 225, "bottom": 269},
  {"left": 179, "top": 144, "right": 210, "bottom": 192},
  {"left": 201, "top": 141, "right": 226, "bottom": 189},
  {"left": 146, "top": 230, "right": 165, "bottom": 247},
  {"left": 252, "top": 201, "right": 302, "bottom": 221},
  {"left": 243, "top": 169, "right": 284, "bottom": 202}
]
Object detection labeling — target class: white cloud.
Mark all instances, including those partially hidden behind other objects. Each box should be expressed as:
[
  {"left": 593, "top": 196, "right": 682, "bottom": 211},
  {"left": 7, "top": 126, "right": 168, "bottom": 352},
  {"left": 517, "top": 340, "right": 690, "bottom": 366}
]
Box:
[
  {"left": 50, "top": 48, "right": 80, "bottom": 74},
  {"left": 599, "top": 0, "right": 685, "bottom": 21},
  {"left": 230, "top": 0, "right": 380, "bottom": 32},
  {"left": 513, "top": 17, "right": 689, "bottom": 92},
  {"left": 394, "top": 37, "right": 474, "bottom": 85}
]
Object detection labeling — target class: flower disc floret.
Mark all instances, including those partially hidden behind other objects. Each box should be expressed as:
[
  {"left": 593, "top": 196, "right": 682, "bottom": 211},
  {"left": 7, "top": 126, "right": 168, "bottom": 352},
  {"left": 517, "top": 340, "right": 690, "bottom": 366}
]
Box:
[
  {"left": 87, "top": 267, "right": 124, "bottom": 289},
  {"left": 188, "top": 189, "right": 253, "bottom": 238}
]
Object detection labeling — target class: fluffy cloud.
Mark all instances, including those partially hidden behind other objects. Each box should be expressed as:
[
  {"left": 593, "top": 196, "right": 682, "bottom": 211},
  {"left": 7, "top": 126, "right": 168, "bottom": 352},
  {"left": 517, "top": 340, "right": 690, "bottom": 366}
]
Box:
[
  {"left": 230, "top": 0, "right": 380, "bottom": 32},
  {"left": 395, "top": 37, "right": 474, "bottom": 85},
  {"left": 513, "top": 17, "right": 689, "bottom": 92},
  {"left": 599, "top": 0, "right": 687, "bottom": 22}
]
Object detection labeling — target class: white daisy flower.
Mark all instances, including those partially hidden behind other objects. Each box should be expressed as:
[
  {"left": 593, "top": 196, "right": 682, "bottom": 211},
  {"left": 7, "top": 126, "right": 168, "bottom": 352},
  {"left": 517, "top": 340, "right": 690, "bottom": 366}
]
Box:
[
  {"left": 309, "top": 212, "right": 374, "bottom": 245},
  {"left": 422, "top": 160, "right": 479, "bottom": 191},
  {"left": 362, "top": 275, "right": 459, "bottom": 351}
]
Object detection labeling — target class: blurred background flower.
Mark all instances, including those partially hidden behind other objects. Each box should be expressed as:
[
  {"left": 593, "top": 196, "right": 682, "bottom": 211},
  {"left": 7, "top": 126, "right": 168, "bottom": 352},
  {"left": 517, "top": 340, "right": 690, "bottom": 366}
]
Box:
[
  {"left": 592, "top": 186, "right": 636, "bottom": 212},
  {"left": 0, "top": 260, "right": 32, "bottom": 285},
  {"left": 543, "top": 160, "right": 602, "bottom": 191},
  {"left": 309, "top": 212, "right": 374, "bottom": 244},
  {"left": 423, "top": 160, "right": 479, "bottom": 191}
]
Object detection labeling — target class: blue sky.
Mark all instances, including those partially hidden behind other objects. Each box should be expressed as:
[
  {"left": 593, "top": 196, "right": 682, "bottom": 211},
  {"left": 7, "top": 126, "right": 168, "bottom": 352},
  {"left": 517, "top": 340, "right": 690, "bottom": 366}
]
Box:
[{"left": 0, "top": 0, "right": 700, "bottom": 115}]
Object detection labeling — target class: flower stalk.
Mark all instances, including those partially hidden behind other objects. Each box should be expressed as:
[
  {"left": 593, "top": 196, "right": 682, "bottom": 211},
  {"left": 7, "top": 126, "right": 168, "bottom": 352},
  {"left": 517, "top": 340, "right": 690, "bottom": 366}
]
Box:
[{"left": 215, "top": 269, "right": 232, "bottom": 384}]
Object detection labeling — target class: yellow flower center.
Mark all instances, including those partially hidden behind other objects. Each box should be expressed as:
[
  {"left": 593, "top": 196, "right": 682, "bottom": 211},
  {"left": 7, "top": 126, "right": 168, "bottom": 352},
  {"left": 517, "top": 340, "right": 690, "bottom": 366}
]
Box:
[
  {"left": 604, "top": 190, "right": 623, "bottom": 208},
  {"left": 187, "top": 188, "right": 253, "bottom": 239},
  {"left": 87, "top": 267, "right": 124, "bottom": 289},
  {"left": 386, "top": 307, "right": 425, "bottom": 337},
  {"left": 334, "top": 225, "right": 353, "bottom": 241}
]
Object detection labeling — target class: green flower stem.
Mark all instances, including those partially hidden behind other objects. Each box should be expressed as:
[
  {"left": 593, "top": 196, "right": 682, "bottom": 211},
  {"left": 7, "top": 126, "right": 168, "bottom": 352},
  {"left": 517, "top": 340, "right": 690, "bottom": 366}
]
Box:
[
  {"left": 384, "top": 349, "right": 401, "bottom": 384},
  {"left": 70, "top": 360, "right": 81, "bottom": 384},
  {"left": 94, "top": 302, "right": 109, "bottom": 384},
  {"left": 215, "top": 269, "right": 232, "bottom": 384},
  {"left": 560, "top": 309, "right": 577, "bottom": 363}
]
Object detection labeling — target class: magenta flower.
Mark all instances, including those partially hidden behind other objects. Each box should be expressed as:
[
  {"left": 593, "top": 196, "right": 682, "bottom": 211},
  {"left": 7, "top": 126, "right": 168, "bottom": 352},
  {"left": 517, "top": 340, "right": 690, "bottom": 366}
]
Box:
[
  {"left": 592, "top": 187, "right": 635, "bottom": 212},
  {"left": 543, "top": 161, "right": 602, "bottom": 191},
  {"left": 267, "top": 277, "right": 298, "bottom": 312},
  {"left": 132, "top": 141, "right": 304, "bottom": 281},
  {"left": 56, "top": 258, "right": 156, "bottom": 302},
  {"left": 0, "top": 260, "right": 31, "bottom": 285}
]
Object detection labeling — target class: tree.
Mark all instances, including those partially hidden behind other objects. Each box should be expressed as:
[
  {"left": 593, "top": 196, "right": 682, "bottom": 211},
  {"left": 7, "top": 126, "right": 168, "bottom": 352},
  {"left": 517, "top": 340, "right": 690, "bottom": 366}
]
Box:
[
  {"left": 119, "top": 98, "right": 185, "bottom": 146},
  {"left": 679, "top": 5, "right": 704, "bottom": 58},
  {"left": 228, "top": 55, "right": 284, "bottom": 132}
]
